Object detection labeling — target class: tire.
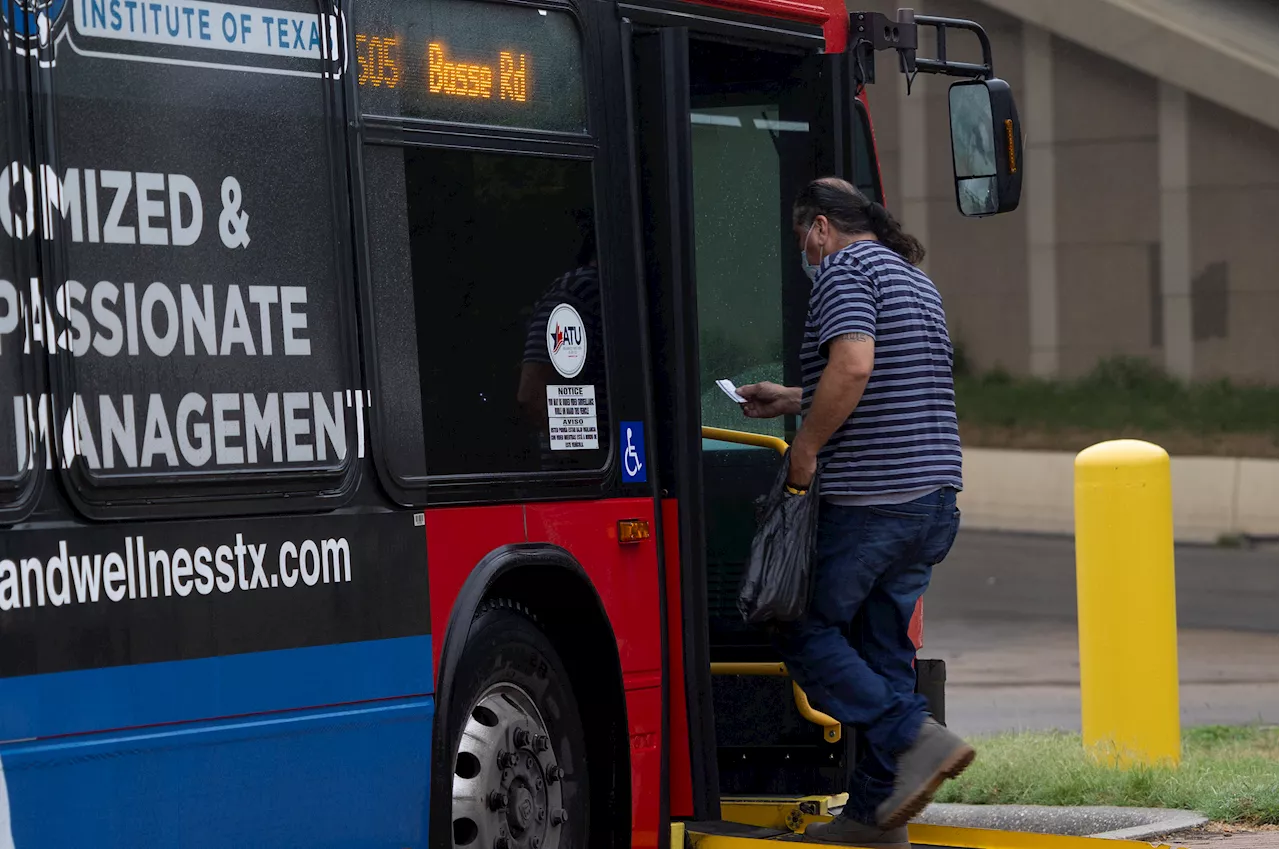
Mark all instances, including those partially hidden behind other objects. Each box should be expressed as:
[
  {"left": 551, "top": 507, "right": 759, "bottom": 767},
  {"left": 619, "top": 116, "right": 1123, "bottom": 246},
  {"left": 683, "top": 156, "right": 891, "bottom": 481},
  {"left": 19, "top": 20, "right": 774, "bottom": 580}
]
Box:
[{"left": 447, "top": 599, "right": 589, "bottom": 849}]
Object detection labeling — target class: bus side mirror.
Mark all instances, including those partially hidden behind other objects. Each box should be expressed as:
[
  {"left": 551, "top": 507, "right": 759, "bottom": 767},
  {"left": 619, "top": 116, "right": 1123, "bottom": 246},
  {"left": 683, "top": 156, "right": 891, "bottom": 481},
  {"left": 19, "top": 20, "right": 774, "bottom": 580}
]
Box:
[{"left": 947, "top": 78, "right": 1022, "bottom": 217}]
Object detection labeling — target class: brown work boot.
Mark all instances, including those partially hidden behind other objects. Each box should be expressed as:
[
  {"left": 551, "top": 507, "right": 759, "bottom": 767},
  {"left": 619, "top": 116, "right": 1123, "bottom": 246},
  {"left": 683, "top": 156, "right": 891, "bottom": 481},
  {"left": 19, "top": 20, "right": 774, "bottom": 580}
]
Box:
[
  {"left": 803, "top": 814, "right": 909, "bottom": 848},
  {"left": 875, "top": 718, "right": 975, "bottom": 829}
]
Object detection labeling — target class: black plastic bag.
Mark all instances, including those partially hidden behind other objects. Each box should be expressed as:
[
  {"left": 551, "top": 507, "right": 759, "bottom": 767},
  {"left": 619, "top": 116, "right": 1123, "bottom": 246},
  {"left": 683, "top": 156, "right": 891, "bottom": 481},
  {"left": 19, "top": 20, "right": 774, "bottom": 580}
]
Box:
[{"left": 736, "top": 451, "right": 821, "bottom": 625}]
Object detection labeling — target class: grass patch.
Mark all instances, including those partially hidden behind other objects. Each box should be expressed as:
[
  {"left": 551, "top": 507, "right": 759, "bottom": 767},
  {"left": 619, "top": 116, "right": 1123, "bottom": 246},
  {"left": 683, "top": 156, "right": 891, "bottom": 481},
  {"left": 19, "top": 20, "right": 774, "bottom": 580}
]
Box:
[
  {"left": 935, "top": 726, "right": 1279, "bottom": 825},
  {"left": 956, "top": 357, "right": 1278, "bottom": 457},
  {"left": 696, "top": 354, "right": 1278, "bottom": 456}
]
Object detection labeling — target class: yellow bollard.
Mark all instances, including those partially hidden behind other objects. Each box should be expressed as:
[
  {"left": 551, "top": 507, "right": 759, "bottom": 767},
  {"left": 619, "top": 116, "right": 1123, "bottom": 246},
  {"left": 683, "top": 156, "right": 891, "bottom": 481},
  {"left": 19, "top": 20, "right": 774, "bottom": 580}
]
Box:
[{"left": 1074, "top": 439, "right": 1181, "bottom": 768}]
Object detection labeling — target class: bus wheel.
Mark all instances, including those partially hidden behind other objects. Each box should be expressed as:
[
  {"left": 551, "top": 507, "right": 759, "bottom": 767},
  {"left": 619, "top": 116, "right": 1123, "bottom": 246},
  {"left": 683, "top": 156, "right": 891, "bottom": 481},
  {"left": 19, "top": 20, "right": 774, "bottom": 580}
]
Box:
[{"left": 449, "top": 599, "right": 589, "bottom": 849}]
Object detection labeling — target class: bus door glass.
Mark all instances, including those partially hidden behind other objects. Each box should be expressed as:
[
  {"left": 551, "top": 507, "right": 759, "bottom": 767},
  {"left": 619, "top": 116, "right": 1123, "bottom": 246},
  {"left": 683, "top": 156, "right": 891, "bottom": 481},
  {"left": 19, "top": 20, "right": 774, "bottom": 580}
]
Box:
[{"left": 691, "top": 41, "right": 815, "bottom": 441}]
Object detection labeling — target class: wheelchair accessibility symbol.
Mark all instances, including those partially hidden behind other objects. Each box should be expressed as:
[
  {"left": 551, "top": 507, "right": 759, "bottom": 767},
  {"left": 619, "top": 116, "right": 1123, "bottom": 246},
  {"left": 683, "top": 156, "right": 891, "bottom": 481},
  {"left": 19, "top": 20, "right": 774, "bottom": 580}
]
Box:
[{"left": 621, "top": 421, "right": 646, "bottom": 483}]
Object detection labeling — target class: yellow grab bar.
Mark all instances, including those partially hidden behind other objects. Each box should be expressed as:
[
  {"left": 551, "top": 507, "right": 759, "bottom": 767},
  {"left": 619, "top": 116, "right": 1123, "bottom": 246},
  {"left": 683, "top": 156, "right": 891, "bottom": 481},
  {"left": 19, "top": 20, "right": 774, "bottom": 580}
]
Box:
[
  {"left": 701, "top": 426, "right": 789, "bottom": 457},
  {"left": 703, "top": 431, "right": 838, "bottom": 740},
  {"left": 790, "top": 683, "right": 841, "bottom": 743},
  {"left": 711, "top": 662, "right": 787, "bottom": 677},
  {"left": 710, "top": 662, "right": 841, "bottom": 743}
]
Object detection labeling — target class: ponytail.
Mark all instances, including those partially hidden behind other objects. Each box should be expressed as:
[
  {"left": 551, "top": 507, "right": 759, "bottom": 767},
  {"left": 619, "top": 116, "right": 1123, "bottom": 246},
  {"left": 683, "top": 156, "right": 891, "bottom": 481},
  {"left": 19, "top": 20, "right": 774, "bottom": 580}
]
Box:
[
  {"left": 793, "top": 177, "right": 926, "bottom": 266},
  {"left": 864, "top": 200, "right": 926, "bottom": 266}
]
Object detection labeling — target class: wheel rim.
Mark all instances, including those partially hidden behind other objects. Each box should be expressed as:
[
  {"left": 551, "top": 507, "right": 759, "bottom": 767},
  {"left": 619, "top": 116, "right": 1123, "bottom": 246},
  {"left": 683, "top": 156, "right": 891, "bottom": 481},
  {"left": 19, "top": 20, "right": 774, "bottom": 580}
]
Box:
[{"left": 452, "top": 682, "right": 566, "bottom": 849}]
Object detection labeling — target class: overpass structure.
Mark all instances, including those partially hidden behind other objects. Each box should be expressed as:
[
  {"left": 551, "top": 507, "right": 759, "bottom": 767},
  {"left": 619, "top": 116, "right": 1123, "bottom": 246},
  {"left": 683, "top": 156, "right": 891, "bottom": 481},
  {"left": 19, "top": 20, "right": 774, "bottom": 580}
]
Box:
[{"left": 975, "top": 0, "right": 1275, "bottom": 128}]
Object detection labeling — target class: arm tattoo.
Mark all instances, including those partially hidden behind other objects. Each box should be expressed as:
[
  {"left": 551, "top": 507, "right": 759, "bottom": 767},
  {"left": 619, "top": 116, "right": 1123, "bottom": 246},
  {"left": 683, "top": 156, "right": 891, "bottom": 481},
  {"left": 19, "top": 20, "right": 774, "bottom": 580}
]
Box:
[{"left": 832, "top": 332, "right": 872, "bottom": 344}]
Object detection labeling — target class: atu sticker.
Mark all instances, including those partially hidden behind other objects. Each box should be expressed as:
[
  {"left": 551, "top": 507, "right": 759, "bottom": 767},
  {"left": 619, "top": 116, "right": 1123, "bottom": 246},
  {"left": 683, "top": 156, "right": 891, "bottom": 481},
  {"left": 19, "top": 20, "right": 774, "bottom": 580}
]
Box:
[{"left": 546, "top": 303, "right": 587, "bottom": 379}]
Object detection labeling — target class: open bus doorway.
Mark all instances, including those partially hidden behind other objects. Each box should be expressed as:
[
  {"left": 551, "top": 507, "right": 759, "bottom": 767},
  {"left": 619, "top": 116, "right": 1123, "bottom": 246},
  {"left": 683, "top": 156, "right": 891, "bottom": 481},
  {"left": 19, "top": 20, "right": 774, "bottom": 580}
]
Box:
[{"left": 632, "top": 24, "right": 875, "bottom": 822}]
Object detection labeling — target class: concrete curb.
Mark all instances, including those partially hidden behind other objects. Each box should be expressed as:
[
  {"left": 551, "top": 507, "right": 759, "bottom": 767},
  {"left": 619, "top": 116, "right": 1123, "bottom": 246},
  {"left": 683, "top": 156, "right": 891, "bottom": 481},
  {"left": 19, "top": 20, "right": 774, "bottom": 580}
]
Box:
[
  {"left": 959, "top": 448, "right": 1279, "bottom": 543},
  {"left": 1092, "top": 812, "right": 1211, "bottom": 842},
  {"left": 913, "top": 802, "right": 1209, "bottom": 840}
]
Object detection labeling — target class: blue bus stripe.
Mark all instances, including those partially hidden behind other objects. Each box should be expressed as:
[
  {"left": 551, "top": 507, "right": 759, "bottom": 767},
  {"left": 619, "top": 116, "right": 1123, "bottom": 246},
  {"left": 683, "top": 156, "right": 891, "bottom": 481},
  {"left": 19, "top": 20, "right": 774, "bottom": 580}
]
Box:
[
  {"left": 1, "top": 699, "right": 435, "bottom": 848},
  {"left": 0, "top": 635, "right": 433, "bottom": 741}
]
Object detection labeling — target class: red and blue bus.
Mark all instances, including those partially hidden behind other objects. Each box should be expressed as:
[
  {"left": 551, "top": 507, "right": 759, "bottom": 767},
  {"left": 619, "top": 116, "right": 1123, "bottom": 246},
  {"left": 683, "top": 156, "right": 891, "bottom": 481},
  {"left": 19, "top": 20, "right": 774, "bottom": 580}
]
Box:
[{"left": 0, "top": 0, "right": 1019, "bottom": 844}]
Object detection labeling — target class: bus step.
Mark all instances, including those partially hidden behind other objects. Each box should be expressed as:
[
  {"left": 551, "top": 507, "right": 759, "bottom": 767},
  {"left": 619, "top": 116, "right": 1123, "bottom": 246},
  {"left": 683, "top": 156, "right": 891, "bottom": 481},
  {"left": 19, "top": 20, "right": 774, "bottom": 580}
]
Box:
[
  {"left": 679, "top": 821, "right": 1196, "bottom": 849},
  {"left": 691, "top": 798, "right": 1195, "bottom": 847}
]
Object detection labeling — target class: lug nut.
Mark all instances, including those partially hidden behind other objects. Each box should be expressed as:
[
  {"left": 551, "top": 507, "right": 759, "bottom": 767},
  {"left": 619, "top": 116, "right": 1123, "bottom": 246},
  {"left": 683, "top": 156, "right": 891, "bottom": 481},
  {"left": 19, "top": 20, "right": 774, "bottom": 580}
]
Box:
[
  {"left": 537, "top": 807, "right": 546, "bottom": 822},
  {"left": 497, "top": 751, "right": 519, "bottom": 769},
  {"left": 550, "top": 808, "right": 567, "bottom": 826},
  {"left": 494, "top": 838, "right": 510, "bottom": 849},
  {"left": 488, "top": 790, "right": 508, "bottom": 811},
  {"left": 533, "top": 734, "right": 550, "bottom": 752},
  {"left": 513, "top": 728, "right": 531, "bottom": 748},
  {"left": 546, "top": 765, "right": 564, "bottom": 784},
  {"left": 530, "top": 838, "right": 541, "bottom": 849}
]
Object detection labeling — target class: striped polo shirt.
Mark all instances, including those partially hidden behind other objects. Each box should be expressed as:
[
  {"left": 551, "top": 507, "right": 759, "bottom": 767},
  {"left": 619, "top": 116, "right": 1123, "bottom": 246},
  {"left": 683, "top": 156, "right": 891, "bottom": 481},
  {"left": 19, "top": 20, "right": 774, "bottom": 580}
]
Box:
[{"left": 800, "top": 240, "right": 962, "bottom": 500}]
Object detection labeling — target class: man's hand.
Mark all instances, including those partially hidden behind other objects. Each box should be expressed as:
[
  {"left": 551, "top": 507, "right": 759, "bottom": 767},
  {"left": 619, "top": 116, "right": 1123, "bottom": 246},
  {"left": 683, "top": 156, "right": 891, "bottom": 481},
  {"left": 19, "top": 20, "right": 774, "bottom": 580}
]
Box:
[
  {"left": 787, "top": 446, "right": 817, "bottom": 490},
  {"left": 738, "top": 382, "right": 802, "bottom": 419}
]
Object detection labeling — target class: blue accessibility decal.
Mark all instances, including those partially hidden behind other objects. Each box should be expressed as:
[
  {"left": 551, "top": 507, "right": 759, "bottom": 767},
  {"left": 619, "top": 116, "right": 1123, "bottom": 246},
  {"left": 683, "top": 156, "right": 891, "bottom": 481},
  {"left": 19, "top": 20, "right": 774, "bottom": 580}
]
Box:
[{"left": 620, "top": 421, "right": 646, "bottom": 483}]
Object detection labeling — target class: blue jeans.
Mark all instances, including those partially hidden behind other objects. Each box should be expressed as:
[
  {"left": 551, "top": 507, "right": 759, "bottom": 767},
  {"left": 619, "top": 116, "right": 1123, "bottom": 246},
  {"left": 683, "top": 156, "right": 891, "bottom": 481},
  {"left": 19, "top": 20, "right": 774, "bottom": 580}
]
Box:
[{"left": 773, "top": 488, "right": 961, "bottom": 824}]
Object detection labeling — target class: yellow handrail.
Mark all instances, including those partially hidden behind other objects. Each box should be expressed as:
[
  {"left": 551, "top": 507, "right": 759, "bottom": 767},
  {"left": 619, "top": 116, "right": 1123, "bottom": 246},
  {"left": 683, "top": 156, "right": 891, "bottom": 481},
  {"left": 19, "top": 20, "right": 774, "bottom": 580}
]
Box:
[
  {"left": 701, "top": 426, "right": 789, "bottom": 457},
  {"left": 703, "top": 429, "right": 838, "bottom": 740},
  {"left": 710, "top": 662, "right": 841, "bottom": 744},
  {"left": 711, "top": 662, "right": 787, "bottom": 677}
]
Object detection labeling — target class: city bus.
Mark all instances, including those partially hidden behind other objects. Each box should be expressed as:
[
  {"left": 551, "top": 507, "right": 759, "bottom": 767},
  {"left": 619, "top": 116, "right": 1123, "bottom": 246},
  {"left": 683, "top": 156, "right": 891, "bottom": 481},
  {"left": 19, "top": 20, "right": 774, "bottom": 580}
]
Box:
[{"left": 0, "top": 0, "right": 1020, "bottom": 844}]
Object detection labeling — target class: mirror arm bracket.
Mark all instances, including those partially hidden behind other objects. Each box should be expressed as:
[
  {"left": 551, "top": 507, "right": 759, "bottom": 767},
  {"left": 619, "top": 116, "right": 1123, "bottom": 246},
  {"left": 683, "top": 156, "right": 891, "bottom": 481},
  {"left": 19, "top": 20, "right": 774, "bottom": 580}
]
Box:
[{"left": 848, "top": 9, "right": 994, "bottom": 87}]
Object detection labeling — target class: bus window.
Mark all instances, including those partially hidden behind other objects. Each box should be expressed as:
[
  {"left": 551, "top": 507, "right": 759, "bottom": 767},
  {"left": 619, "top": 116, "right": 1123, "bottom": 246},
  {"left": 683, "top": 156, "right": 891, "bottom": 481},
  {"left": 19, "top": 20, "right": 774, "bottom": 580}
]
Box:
[
  {"left": 0, "top": 58, "right": 35, "bottom": 508},
  {"left": 36, "top": 0, "right": 355, "bottom": 506},
  {"left": 852, "top": 100, "right": 882, "bottom": 203},
  {"left": 354, "top": 0, "right": 604, "bottom": 487},
  {"left": 362, "top": 146, "right": 608, "bottom": 481}
]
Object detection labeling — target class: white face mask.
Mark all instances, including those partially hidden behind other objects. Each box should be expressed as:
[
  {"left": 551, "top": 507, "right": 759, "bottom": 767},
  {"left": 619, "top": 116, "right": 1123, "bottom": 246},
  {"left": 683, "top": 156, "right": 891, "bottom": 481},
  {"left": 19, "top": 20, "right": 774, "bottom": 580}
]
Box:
[{"left": 800, "top": 222, "right": 819, "bottom": 281}]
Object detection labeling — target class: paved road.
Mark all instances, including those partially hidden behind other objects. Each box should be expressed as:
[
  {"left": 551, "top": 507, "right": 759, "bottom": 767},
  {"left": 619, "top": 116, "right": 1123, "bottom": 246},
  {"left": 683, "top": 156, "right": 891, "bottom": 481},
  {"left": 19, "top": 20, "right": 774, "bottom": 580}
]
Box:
[
  {"left": 927, "top": 529, "right": 1278, "bottom": 631},
  {"left": 1173, "top": 827, "right": 1280, "bottom": 849},
  {"left": 919, "top": 530, "right": 1278, "bottom": 735}
]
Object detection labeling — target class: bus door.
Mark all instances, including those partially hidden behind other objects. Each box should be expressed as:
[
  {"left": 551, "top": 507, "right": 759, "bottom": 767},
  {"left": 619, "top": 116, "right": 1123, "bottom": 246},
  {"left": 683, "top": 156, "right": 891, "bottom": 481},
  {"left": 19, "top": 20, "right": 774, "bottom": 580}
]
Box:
[{"left": 628, "top": 16, "right": 874, "bottom": 821}]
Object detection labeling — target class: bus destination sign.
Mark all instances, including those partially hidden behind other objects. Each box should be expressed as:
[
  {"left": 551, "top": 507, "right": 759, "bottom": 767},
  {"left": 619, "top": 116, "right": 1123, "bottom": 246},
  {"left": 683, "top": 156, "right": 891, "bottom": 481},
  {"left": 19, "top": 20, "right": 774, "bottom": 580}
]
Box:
[
  {"left": 356, "top": 38, "right": 527, "bottom": 102},
  {"left": 353, "top": 0, "right": 586, "bottom": 133}
]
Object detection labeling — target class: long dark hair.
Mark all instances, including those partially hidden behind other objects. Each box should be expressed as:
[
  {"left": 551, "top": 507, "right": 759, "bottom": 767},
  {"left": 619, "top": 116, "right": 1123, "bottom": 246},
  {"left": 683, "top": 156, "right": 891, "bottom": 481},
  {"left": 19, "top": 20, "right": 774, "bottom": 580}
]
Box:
[{"left": 792, "top": 177, "right": 926, "bottom": 266}]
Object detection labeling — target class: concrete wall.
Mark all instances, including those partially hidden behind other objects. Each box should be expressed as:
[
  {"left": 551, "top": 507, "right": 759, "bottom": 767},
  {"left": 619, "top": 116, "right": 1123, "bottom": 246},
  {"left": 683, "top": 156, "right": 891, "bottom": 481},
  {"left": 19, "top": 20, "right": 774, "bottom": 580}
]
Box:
[
  {"left": 852, "top": 1, "right": 1279, "bottom": 385},
  {"left": 960, "top": 447, "right": 1279, "bottom": 543},
  {"left": 860, "top": 0, "right": 1032, "bottom": 373},
  {"left": 1187, "top": 96, "right": 1280, "bottom": 384},
  {"left": 927, "top": 0, "right": 1031, "bottom": 375},
  {"left": 1051, "top": 38, "right": 1162, "bottom": 377}
]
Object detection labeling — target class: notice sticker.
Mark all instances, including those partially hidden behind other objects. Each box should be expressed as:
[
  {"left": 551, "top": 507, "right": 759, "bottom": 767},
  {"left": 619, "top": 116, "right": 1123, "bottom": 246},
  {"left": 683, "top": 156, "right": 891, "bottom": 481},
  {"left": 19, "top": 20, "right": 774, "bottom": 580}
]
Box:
[
  {"left": 546, "top": 303, "right": 587, "bottom": 378},
  {"left": 546, "top": 384, "right": 599, "bottom": 450}
]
